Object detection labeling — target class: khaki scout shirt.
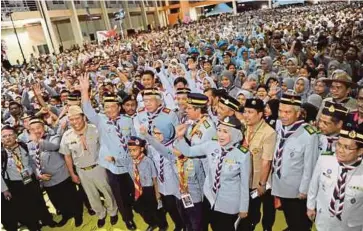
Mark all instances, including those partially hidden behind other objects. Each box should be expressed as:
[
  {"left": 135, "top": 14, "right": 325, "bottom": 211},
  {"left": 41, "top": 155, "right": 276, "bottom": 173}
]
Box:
[
  {"left": 244, "top": 120, "right": 277, "bottom": 189},
  {"left": 59, "top": 124, "right": 100, "bottom": 169}
]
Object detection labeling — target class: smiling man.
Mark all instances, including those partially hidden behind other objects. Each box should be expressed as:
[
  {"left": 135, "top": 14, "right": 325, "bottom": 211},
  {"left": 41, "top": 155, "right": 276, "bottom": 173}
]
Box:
[
  {"left": 271, "top": 92, "right": 319, "bottom": 231},
  {"left": 307, "top": 123, "right": 363, "bottom": 231}
]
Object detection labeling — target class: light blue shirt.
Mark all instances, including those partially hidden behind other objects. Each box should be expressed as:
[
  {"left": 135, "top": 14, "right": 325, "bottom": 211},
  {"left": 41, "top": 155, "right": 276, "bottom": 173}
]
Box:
[{"left": 83, "top": 100, "right": 136, "bottom": 174}]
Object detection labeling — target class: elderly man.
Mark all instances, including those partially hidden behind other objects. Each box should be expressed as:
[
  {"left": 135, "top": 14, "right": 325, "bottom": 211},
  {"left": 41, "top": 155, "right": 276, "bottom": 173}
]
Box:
[
  {"left": 307, "top": 123, "right": 363, "bottom": 231},
  {"left": 60, "top": 105, "right": 118, "bottom": 228},
  {"left": 134, "top": 88, "right": 179, "bottom": 137},
  {"left": 271, "top": 93, "right": 319, "bottom": 231}
]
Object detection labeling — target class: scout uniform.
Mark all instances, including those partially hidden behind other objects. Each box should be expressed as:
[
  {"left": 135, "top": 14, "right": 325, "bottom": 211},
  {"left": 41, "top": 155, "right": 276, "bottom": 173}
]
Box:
[
  {"left": 18, "top": 112, "right": 32, "bottom": 143},
  {"left": 1, "top": 126, "right": 54, "bottom": 230},
  {"left": 174, "top": 87, "right": 191, "bottom": 124},
  {"left": 307, "top": 125, "right": 363, "bottom": 231},
  {"left": 57, "top": 91, "right": 82, "bottom": 132},
  {"left": 184, "top": 93, "right": 217, "bottom": 181},
  {"left": 218, "top": 94, "right": 243, "bottom": 131},
  {"left": 59, "top": 106, "right": 118, "bottom": 222},
  {"left": 27, "top": 118, "right": 83, "bottom": 225},
  {"left": 243, "top": 98, "right": 277, "bottom": 231},
  {"left": 318, "top": 102, "right": 348, "bottom": 156},
  {"left": 144, "top": 132, "right": 205, "bottom": 231},
  {"left": 82, "top": 93, "right": 136, "bottom": 228},
  {"left": 175, "top": 116, "right": 251, "bottom": 231},
  {"left": 127, "top": 137, "right": 168, "bottom": 231},
  {"left": 271, "top": 93, "right": 320, "bottom": 231},
  {"left": 143, "top": 119, "right": 185, "bottom": 230},
  {"left": 135, "top": 88, "right": 179, "bottom": 137}
]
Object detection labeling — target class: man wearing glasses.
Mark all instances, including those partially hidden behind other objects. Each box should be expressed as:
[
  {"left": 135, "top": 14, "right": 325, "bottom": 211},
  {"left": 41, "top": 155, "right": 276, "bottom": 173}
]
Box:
[{"left": 307, "top": 122, "right": 363, "bottom": 231}]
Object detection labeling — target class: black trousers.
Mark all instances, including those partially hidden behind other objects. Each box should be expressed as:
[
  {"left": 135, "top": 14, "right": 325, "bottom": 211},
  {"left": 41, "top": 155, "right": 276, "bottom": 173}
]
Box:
[
  {"left": 203, "top": 196, "right": 249, "bottom": 231},
  {"left": 1, "top": 176, "right": 52, "bottom": 231},
  {"left": 160, "top": 194, "right": 185, "bottom": 229},
  {"left": 106, "top": 170, "right": 134, "bottom": 222},
  {"left": 176, "top": 198, "right": 203, "bottom": 231},
  {"left": 248, "top": 189, "right": 276, "bottom": 231},
  {"left": 280, "top": 198, "right": 312, "bottom": 231},
  {"left": 134, "top": 186, "right": 167, "bottom": 228},
  {"left": 45, "top": 177, "right": 83, "bottom": 220}
]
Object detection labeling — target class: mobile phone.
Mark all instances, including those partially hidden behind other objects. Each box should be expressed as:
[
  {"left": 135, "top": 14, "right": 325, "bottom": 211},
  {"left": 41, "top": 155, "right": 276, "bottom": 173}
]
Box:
[{"left": 101, "top": 66, "right": 109, "bottom": 70}]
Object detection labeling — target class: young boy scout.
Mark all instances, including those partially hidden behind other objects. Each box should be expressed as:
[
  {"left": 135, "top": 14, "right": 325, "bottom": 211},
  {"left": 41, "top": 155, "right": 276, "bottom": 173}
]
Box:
[{"left": 127, "top": 136, "right": 168, "bottom": 231}]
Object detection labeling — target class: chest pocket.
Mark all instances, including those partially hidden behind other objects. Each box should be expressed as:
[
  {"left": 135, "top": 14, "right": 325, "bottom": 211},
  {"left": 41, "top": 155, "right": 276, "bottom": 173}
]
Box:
[
  {"left": 223, "top": 160, "right": 240, "bottom": 174},
  {"left": 286, "top": 146, "right": 304, "bottom": 160},
  {"left": 345, "top": 174, "right": 363, "bottom": 198}
]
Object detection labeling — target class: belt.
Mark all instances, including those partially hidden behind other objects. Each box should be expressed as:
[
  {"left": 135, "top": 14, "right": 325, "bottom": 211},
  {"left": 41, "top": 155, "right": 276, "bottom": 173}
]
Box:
[{"left": 80, "top": 164, "right": 98, "bottom": 171}]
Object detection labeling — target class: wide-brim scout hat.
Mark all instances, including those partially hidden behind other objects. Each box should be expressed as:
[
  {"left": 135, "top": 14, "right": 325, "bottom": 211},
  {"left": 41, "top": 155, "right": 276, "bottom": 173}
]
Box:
[{"left": 322, "top": 70, "right": 358, "bottom": 88}]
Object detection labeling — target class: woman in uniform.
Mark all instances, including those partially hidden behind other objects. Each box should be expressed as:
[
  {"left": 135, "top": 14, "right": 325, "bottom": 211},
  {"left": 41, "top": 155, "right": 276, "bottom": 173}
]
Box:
[{"left": 173, "top": 116, "right": 251, "bottom": 231}]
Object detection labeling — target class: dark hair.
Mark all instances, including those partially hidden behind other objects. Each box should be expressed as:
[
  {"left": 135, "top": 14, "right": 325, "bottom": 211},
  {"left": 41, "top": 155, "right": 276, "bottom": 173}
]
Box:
[
  {"left": 60, "top": 90, "right": 70, "bottom": 95},
  {"left": 203, "top": 87, "right": 218, "bottom": 97},
  {"left": 142, "top": 70, "right": 155, "bottom": 79},
  {"left": 174, "top": 77, "right": 188, "bottom": 87},
  {"left": 51, "top": 95, "right": 61, "bottom": 102},
  {"left": 226, "top": 63, "right": 236, "bottom": 70},
  {"left": 1, "top": 125, "right": 16, "bottom": 133},
  {"left": 192, "top": 106, "right": 208, "bottom": 114}
]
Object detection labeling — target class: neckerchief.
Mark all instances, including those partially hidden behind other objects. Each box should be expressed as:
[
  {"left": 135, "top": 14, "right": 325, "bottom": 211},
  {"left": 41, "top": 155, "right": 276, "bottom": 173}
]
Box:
[
  {"left": 329, "top": 157, "right": 362, "bottom": 220},
  {"left": 272, "top": 120, "right": 304, "bottom": 178}
]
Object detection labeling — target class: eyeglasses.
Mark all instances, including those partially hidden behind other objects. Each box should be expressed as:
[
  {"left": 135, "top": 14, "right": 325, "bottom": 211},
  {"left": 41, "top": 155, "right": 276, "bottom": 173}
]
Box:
[{"left": 336, "top": 142, "right": 358, "bottom": 152}]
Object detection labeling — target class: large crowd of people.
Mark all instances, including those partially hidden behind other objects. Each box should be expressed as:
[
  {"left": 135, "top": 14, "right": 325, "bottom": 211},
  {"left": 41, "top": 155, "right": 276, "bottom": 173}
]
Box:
[{"left": 1, "top": 1, "right": 363, "bottom": 231}]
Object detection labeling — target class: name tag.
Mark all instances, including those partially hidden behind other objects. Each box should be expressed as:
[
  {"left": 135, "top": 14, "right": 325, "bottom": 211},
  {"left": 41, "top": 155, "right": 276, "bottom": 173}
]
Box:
[{"left": 224, "top": 159, "right": 236, "bottom": 164}]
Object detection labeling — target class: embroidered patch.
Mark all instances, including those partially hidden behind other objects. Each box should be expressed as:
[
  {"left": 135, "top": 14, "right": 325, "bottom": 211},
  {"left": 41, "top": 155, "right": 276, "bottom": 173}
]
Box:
[
  {"left": 162, "top": 108, "right": 171, "bottom": 114},
  {"left": 304, "top": 125, "right": 316, "bottom": 135},
  {"left": 238, "top": 145, "right": 248, "bottom": 154},
  {"left": 203, "top": 120, "right": 210, "bottom": 129}
]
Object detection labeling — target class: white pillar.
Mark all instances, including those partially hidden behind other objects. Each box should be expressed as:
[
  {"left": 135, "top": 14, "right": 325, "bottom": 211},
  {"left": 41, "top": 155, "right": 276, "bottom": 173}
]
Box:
[
  {"left": 38, "top": 0, "right": 59, "bottom": 53},
  {"left": 40, "top": 19, "right": 55, "bottom": 54},
  {"left": 153, "top": 0, "right": 161, "bottom": 28},
  {"left": 140, "top": 0, "right": 149, "bottom": 30},
  {"left": 100, "top": 0, "right": 111, "bottom": 30},
  {"left": 232, "top": 0, "right": 237, "bottom": 15},
  {"left": 269, "top": 0, "right": 272, "bottom": 9},
  {"left": 67, "top": 0, "right": 84, "bottom": 46}
]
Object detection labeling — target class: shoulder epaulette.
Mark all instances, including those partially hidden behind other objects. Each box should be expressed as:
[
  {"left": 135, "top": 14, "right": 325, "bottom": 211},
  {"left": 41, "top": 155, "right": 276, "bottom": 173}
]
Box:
[
  {"left": 162, "top": 108, "right": 171, "bottom": 114},
  {"left": 321, "top": 151, "right": 334, "bottom": 156},
  {"left": 138, "top": 107, "right": 145, "bottom": 113},
  {"left": 212, "top": 136, "right": 218, "bottom": 141},
  {"left": 304, "top": 124, "right": 316, "bottom": 135},
  {"left": 203, "top": 120, "right": 210, "bottom": 129},
  {"left": 238, "top": 145, "right": 248, "bottom": 154}
]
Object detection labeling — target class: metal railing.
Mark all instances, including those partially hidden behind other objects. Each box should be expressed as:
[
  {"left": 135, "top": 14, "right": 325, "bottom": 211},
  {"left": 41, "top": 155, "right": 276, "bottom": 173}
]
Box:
[{"left": 1, "top": 0, "right": 38, "bottom": 21}]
